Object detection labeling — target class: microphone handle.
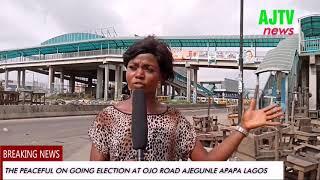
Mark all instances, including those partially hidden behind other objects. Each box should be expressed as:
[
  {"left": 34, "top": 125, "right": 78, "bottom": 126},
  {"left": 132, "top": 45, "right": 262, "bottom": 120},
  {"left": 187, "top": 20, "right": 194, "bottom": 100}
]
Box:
[{"left": 137, "top": 149, "right": 144, "bottom": 161}]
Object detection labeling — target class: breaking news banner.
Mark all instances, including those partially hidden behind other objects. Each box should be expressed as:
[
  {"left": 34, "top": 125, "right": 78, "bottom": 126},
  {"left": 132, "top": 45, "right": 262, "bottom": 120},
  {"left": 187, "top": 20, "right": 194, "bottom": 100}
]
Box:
[
  {"left": 0, "top": 145, "right": 63, "bottom": 180},
  {"left": 1, "top": 146, "right": 283, "bottom": 180}
]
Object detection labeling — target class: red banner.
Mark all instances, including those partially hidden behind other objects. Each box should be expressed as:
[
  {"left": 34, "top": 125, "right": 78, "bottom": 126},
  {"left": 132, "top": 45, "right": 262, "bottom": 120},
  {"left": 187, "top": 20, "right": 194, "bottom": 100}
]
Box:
[{"left": 0, "top": 145, "right": 63, "bottom": 180}]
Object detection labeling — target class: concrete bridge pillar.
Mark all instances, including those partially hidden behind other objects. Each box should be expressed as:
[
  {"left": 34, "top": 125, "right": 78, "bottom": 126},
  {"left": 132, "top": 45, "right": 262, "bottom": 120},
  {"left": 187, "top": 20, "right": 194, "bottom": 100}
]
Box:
[
  {"left": 60, "top": 70, "right": 64, "bottom": 94},
  {"left": 114, "top": 64, "right": 123, "bottom": 100},
  {"left": 104, "top": 64, "right": 110, "bottom": 101},
  {"left": 309, "top": 55, "right": 317, "bottom": 111},
  {"left": 69, "top": 75, "right": 75, "bottom": 93},
  {"left": 21, "top": 70, "right": 25, "bottom": 89},
  {"left": 186, "top": 67, "right": 191, "bottom": 102},
  {"left": 171, "top": 85, "right": 175, "bottom": 99},
  {"left": 156, "top": 83, "right": 162, "bottom": 96},
  {"left": 164, "top": 84, "right": 167, "bottom": 96},
  {"left": 48, "top": 66, "right": 54, "bottom": 93},
  {"left": 87, "top": 77, "right": 92, "bottom": 95},
  {"left": 193, "top": 67, "right": 198, "bottom": 104},
  {"left": 301, "top": 60, "right": 309, "bottom": 116},
  {"left": 180, "top": 90, "right": 184, "bottom": 96},
  {"left": 16, "top": 70, "right": 21, "bottom": 90},
  {"left": 4, "top": 70, "right": 9, "bottom": 90},
  {"left": 96, "top": 68, "right": 103, "bottom": 99}
]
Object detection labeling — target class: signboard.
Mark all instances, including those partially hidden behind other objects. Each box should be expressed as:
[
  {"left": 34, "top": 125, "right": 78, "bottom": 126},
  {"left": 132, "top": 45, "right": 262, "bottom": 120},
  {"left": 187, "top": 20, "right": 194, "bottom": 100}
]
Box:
[{"left": 172, "top": 49, "right": 263, "bottom": 64}]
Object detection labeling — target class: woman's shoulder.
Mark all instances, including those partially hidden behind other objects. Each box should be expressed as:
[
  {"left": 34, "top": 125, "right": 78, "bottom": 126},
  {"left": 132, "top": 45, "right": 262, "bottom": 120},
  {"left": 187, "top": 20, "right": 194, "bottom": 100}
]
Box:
[
  {"left": 166, "top": 105, "right": 180, "bottom": 114},
  {"left": 95, "top": 105, "right": 121, "bottom": 123},
  {"left": 100, "top": 105, "right": 116, "bottom": 114},
  {"left": 165, "top": 105, "right": 185, "bottom": 119}
]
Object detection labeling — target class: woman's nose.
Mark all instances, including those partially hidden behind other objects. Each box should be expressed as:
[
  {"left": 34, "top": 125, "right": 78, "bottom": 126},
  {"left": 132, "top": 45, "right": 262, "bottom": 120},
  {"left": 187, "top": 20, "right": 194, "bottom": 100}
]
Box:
[{"left": 134, "top": 68, "right": 145, "bottom": 78}]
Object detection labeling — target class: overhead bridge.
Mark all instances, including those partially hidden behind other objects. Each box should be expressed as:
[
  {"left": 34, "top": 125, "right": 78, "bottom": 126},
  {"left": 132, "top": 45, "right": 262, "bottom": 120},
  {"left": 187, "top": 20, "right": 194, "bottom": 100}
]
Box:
[{"left": 0, "top": 34, "right": 287, "bottom": 102}]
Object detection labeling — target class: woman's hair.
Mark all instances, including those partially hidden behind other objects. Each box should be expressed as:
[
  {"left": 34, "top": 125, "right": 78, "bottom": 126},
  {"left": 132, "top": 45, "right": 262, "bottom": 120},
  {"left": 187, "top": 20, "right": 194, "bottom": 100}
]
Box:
[{"left": 123, "top": 36, "right": 174, "bottom": 81}]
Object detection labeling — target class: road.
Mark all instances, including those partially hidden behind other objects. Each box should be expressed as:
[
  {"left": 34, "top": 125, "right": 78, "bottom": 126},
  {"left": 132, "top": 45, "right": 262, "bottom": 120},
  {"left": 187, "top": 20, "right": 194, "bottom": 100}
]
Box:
[{"left": 0, "top": 108, "right": 227, "bottom": 160}]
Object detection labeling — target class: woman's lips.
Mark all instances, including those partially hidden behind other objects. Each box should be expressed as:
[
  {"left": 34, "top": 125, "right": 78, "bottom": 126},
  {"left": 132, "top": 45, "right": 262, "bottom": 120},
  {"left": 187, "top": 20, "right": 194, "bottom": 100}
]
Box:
[{"left": 133, "top": 82, "right": 144, "bottom": 88}]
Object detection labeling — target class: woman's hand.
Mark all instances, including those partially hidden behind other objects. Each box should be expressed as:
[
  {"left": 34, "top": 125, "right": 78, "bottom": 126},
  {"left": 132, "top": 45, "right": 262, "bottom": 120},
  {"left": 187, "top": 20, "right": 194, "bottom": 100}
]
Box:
[{"left": 241, "top": 99, "right": 284, "bottom": 131}]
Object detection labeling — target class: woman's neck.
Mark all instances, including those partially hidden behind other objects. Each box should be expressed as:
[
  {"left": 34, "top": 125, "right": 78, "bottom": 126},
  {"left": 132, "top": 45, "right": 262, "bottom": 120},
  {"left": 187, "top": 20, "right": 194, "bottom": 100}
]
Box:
[
  {"left": 115, "top": 91, "right": 168, "bottom": 114},
  {"left": 127, "top": 92, "right": 159, "bottom": 113}
]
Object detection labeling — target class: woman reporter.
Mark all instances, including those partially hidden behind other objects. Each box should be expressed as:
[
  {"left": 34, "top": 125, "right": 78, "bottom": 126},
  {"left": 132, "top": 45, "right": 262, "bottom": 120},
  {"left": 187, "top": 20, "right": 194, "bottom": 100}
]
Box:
[{"left": 88, "top": 36, "right": 283, "bottom": 161}]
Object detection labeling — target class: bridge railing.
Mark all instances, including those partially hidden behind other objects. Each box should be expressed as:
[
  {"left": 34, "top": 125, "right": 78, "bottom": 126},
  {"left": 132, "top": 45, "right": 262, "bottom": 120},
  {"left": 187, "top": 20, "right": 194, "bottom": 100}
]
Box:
[
  {"left": 0, "top": 49, "right": 126, "bottom": 63},
  {"left": 42, "top": 49, "right": 125, "bottom": 60},
  {"left": 1, "top": 47, "right": 265, "bottom": 66},
  {"left": 300, "top": 37, "right": 320, "bottom": 54}
]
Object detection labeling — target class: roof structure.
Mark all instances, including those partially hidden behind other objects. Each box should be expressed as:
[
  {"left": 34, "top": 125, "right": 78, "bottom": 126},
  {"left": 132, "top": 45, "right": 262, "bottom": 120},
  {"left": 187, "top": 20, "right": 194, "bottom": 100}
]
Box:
[
  {"left": 41, "top": 33, "right": 104, "bottom": 45},
  {"left": 0, "top": 34, "right": 288, "bottom": 60},
  {"left": 255, "top": 34, "right": 299, "bottom": 74},
  {"left": 300, "top": 15, "right": 320, "bottom": 38}
]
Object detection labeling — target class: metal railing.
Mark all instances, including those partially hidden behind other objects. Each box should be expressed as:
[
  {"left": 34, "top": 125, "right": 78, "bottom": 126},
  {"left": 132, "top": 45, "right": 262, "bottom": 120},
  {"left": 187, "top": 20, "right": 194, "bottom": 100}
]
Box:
[
  {"left": 0, "top": 48, "right": 126, "bottom": 64},
  {"left": 1, "top": 48, "right": 266, "bottom": 65},
  {"left": 300, "top": 38, "right": 320, "bottom": 53}
]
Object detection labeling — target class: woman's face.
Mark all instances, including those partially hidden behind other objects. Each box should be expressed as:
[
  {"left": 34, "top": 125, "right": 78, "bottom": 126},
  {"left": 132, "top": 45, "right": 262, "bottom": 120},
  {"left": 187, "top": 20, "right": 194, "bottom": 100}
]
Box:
[{"left": 126, "top": 53, "right": 161, "bottom": 94}]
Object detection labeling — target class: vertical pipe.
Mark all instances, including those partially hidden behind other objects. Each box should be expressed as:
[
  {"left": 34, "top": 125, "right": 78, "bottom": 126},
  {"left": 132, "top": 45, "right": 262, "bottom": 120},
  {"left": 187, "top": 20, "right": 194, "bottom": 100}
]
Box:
[
  {"left": 193, "top": 68, "right": 198, "bottom": 104},
  {"left": 238, "top": 0, "right": 244, "bottom": 125},
  {"left": 255, "top": 74, "right": 259, "bottom": 109}
]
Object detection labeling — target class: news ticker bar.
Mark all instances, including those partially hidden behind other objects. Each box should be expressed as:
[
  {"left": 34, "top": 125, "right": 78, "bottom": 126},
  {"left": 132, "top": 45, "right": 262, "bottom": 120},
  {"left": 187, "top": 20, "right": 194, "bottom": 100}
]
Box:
[
  {"left": 0, "top": 146, "right": 283, "bottom": 180},
  {"left": 3, "top": 161, "right": 283, "bottom": 180}
]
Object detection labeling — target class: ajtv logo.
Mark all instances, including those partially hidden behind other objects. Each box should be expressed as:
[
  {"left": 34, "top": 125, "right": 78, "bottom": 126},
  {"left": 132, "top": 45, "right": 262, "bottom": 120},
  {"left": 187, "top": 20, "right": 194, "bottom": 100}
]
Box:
[{"left": 259, "top": 9, "right": 295, "bottom": 35}]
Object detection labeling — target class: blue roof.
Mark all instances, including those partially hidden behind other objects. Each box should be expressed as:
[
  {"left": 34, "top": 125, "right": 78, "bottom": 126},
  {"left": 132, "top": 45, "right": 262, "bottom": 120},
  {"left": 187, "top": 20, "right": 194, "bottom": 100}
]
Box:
[
  {"left": 300, "top": 15, "right": 320, "bottom": 38},
  {"left": 41, "top": 33, "right": 105, "bottom": 45}
]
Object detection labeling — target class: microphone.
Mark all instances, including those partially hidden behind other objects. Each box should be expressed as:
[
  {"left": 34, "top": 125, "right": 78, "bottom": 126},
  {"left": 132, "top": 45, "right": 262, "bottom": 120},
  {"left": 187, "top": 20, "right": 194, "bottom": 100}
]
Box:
[{"left": 131, "top": 89, "right": 148, "bottom": 161}]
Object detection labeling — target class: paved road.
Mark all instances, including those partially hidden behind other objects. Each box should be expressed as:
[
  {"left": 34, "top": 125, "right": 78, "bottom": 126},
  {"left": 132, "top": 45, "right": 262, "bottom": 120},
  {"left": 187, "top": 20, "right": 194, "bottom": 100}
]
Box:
[{"left": 0, "top": 108, "right": 227, "bottom": 160}]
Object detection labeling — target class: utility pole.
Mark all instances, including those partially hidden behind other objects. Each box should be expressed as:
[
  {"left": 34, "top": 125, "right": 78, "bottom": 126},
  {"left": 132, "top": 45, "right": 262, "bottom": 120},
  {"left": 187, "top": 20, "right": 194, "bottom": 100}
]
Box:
[{"left": 238, "top": 0, "right": 244, "bottom": 125}]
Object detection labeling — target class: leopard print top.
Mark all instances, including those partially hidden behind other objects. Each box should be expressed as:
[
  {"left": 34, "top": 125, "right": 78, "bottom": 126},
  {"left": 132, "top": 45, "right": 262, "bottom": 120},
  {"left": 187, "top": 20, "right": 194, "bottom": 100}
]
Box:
[{"left": 88, "top": 105, "right": 196, "bottom": 161}]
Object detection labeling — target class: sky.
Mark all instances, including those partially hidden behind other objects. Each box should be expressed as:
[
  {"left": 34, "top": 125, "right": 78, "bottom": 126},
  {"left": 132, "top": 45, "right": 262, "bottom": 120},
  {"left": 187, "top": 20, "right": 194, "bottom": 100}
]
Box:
[{"left": 0, "top": 0, "right": 319, "bottom": 88}]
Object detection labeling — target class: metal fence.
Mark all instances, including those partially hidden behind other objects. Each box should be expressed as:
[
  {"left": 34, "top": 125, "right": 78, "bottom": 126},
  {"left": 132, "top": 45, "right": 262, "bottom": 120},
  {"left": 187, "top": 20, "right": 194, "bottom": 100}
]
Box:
[{"left": 301, "top": 38, "right": 320, "bottom": 53}]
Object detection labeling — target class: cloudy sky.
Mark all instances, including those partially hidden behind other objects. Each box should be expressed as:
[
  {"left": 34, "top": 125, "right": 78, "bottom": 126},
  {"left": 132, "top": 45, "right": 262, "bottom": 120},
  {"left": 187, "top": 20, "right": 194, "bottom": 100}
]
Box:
[{"left": 0, "top": 0, "right": 319, "bottom": 87}]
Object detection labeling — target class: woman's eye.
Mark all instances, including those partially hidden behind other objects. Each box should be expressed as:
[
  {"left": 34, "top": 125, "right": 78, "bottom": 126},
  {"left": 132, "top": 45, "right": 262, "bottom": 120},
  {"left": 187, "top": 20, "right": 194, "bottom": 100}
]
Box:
[
  {"left": 146, "top": 68, "right": 154, "bottom": 73},
  {"left": 128, "top": 66, "right": 136, "bottom": 70}
]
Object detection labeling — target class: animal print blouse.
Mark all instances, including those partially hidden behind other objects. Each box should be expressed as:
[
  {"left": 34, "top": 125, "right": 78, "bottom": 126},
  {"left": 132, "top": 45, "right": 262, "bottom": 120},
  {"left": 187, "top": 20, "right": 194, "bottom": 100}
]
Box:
[{"left": 88, "top": 105, "right": 196, "bottom": 161}]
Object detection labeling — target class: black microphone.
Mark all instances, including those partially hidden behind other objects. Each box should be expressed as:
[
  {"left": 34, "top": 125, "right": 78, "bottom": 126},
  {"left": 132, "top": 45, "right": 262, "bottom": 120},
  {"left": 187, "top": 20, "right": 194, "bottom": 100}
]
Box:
[{"left": 131, "top": 89, "right": 148, "bottom": 161}]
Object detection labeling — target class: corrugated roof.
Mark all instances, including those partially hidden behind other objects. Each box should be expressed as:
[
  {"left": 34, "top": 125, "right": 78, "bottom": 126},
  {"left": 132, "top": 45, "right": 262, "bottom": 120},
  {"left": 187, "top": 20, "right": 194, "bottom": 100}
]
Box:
[
  {"left": 41, "top": 33, "right": 105, "bottom": 45},
  {"left": 300, "top": 15, "right": 320, "bottom": 38},
  {"left": 255, "top": 34, "right": 298, "bottom": 74}
]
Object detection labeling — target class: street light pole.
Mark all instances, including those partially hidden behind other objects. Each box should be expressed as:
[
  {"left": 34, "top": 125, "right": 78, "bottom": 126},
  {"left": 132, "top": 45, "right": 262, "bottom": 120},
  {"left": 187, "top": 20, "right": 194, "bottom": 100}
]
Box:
[{"left": 238, "top": 0, "right": 244, "bottom": 125}]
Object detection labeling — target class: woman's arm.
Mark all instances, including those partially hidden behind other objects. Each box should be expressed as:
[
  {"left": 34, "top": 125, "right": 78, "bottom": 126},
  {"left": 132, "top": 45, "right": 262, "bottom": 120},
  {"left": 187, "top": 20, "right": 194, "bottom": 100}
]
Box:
[
  {"left": 90, "top": 144, "right": 110, "bottom": 161},
  {"left": 191, "top": 131, "right": 246, "bottom": 161},
  {"left": 191, "top": 99, "right": 283, "bottom": 161}
]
